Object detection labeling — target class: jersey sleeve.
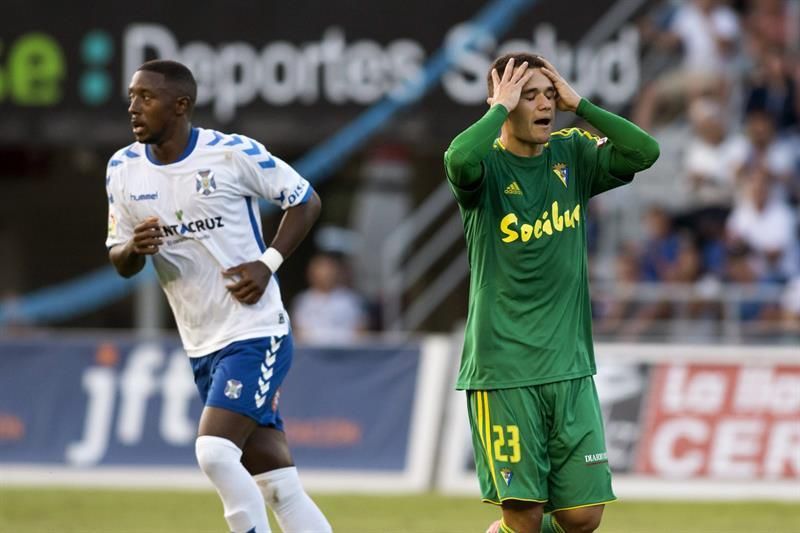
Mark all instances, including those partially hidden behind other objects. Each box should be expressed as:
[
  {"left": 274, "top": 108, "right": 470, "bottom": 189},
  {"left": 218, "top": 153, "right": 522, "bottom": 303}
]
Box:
[
  {"left": 104, "top": 159, "right": 135, "bottom": 249},
  {"left": 573, "top": 99, "right": 659, "bottom": 198},
  {"left": 232, "top": 136, "right": 312, "bottom": 209},
  {"left": 574, "top": 131, "right": 633, "bottom": 199},
  {"left": 444, "top": 105, "right": 508, "bottom": 209}
]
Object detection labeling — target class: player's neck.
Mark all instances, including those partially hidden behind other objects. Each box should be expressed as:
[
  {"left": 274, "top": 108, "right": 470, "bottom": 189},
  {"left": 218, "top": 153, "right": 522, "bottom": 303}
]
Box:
[
  {"left": 149, "top": 122, "right": 193, "bottom": 164},
  {"left": 499, "top": 131, "right": 545, "bottom": 158}
]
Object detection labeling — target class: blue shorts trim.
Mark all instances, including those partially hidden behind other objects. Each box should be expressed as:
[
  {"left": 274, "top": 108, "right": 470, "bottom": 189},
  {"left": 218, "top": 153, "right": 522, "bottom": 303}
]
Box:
[{"left": 190, "top": 335, "right": 293, "bottom": 430}]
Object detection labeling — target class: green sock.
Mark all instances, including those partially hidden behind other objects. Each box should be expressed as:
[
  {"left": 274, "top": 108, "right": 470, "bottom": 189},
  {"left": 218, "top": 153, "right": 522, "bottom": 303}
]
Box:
[{"left": 540, "top": 514, "right": 564, "bottom": 533}]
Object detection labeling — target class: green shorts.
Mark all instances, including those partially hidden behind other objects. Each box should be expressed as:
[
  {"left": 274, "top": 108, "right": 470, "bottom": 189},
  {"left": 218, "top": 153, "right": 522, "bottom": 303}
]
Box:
[{"left": 466, "top": 376, "right": 616, "bottom": 512}]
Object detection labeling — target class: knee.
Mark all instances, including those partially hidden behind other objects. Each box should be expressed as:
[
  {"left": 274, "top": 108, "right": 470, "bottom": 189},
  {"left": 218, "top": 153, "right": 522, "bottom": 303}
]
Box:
[
  {"left": 554, "top": 506, "right": 604, "bottom": 533},
  {"left": 195, "top": 435, "right": 242, "bottom": 476},
  {"left": 502, "top": 500, "right": 544, "bottom": 533}
]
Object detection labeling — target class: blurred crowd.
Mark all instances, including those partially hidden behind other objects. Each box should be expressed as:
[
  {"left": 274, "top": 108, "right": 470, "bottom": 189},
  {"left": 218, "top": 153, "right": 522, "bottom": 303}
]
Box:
[{"left": 591, "top": 0, "right": 800, "bottom": 340}]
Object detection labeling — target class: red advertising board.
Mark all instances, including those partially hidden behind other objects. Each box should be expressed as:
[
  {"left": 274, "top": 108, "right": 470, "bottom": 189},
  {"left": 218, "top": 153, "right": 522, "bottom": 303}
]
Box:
[{"left": 636, "top": 364, "right": 800, "bottom": 480}]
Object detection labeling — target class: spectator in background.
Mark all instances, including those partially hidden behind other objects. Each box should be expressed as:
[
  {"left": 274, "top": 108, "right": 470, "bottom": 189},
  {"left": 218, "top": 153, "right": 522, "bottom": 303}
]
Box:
[
  {"left": 680, "top": 97, "right": 737, "bottom": 215},
  {"left": 727, "top": 108, "right": 797, "bottom": 197},
  {"left": 673, "top": 97, "right": 737, "bottom": 278},
  {"left": 667, "top": 236, "right": 723, "bottom": 338},
  {"left": 743, "top": 0, "right": 798, "bottom": 54},
  {"left": 291, "top": 252, "right": 368, "bottom": 344},
  {"left": 724, "top": 243, "right": 783, "bottom": 327},
  {"left": 633, "top": 0, "right": 741, "bottom": 129},
  {"left": 592, "top": 243, "right": 644, "bottom": 337},
  {"left": 640, "top": 206, "right": 682, "bottom": 282},
  {"left": 638, "top": 237, "right": 715, "bottom": 339},
  {"left": 744, "top": 46, "right": 799, "bottom": 132},
  {"left": 667, "top": 0, "right": 741, "bottom": 74},
  {"left": 726, "top": 165, "right": 799, "bottom": 280}
]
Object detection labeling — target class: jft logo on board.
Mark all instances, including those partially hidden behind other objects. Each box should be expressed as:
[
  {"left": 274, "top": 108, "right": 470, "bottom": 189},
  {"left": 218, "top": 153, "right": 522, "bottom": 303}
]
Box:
[{"left": 66, "top": 343, "right": 200, "bottom": 467}]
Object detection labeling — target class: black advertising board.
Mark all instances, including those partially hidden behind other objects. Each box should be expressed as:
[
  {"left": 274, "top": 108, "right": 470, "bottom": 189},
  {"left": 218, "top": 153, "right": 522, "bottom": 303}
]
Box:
[{"left": 1, "top": 0, "right": 641, "bottom": 146}]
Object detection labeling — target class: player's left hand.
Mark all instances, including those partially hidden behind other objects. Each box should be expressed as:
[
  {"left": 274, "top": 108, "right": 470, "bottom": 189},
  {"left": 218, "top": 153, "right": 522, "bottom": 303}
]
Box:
[
  {"left": 223, "top": 261, "right": 271, "bottom": 305},
  {"left": 539, "top": 59, "right": 581, "bottom": 113}
]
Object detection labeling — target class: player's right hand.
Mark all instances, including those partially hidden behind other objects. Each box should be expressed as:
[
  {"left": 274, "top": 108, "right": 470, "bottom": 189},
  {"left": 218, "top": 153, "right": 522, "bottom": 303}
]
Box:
[
  {"left": 486, "top": 58, "right": 534, "bottom": 113},
  {"left": 131, "top": 216, "right": 163, "bottom": 255}
]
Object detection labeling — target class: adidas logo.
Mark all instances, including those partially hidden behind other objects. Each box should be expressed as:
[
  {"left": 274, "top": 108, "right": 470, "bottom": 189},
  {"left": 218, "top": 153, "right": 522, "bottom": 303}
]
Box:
[{"left": 504, "top": 182, "right": 522, "bottom": 195}]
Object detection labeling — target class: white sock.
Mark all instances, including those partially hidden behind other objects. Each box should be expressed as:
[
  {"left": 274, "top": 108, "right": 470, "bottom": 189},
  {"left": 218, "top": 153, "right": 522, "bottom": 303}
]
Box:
[
  {"left": 196, "top": 436, "right": 270, "bottom": 533},
  {"left": 254, "top": 467, "right": 331, "bottom": 533}
]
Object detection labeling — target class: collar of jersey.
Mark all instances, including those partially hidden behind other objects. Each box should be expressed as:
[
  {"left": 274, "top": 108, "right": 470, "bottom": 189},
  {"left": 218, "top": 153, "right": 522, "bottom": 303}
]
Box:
[
  {"left": 494, "top": 137, "right": 548, "bottom": 167},
  {"left": 145, "top": 127, "right": 199, "bottom": 166}
]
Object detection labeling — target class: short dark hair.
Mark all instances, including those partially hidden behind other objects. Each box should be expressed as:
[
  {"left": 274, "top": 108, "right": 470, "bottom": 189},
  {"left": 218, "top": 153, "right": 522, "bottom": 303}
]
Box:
[
  {"left": 137, "top": 59, "right": 197, "bottom": 107},
  {"left": 487, "top": 53, "right": 547, "bottom": 95}
]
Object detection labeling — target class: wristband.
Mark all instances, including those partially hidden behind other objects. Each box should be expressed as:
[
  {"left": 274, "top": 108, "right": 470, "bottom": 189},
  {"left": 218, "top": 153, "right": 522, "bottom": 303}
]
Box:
[{"left": 257, "top": 247, "right": 284, "bottom": 273}]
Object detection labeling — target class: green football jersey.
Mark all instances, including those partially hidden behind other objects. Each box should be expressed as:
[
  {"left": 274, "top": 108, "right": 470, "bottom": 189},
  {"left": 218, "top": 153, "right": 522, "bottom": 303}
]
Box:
[{"left": 447, "top": 124, "right": 631, "bottom": 390}]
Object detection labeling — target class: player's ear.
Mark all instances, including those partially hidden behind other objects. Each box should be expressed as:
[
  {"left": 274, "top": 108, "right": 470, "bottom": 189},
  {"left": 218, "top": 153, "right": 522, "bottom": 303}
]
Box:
[{"left": 175, "top": 96, "right": 191, "bottom": 116}]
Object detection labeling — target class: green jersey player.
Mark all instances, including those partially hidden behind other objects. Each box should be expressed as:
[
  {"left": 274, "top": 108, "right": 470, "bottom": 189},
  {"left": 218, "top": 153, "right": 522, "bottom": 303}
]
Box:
[{"left": 444, "top": 53, "right": 659, "bottom": 533}]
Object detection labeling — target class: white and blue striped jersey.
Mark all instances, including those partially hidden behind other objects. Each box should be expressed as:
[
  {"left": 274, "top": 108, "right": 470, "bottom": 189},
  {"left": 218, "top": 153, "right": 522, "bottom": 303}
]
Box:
[{"left": 105, "top": 128, "right": 312, "bottom": 357}]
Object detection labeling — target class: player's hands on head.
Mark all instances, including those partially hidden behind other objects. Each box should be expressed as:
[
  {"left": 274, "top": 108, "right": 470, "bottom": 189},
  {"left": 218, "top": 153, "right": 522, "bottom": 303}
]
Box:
[
  {"left": 486, "top": 58, "right": 535, "bottom": 113},
  {"left": 539, "top": 59, "right": 581, "bottom": 113},
  {"left": 131, "top": 217, "right": 163, "bottom": 255},
  {"left": 223, "top": 261, "right": 271, "bottom": 305}
]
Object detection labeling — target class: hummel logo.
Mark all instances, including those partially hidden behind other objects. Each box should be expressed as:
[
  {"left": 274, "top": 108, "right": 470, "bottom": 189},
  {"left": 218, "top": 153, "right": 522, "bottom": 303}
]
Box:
[{"left": 504, "top": 182, "right": 523, "bottom": 195}]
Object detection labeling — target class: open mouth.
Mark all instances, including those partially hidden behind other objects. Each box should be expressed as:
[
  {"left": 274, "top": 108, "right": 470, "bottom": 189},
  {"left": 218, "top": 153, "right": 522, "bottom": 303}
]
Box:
[
  {"left": 131, "top": 123, "right": 146, "bottom": 135},
  {"left": 534, "top": 118, "right": 552, "bottom": 127}
]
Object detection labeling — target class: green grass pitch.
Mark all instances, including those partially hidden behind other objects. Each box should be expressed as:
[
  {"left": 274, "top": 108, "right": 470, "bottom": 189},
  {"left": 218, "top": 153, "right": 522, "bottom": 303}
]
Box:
[{"left": 1, "top": 488, "right": 798, "bottom": 532}]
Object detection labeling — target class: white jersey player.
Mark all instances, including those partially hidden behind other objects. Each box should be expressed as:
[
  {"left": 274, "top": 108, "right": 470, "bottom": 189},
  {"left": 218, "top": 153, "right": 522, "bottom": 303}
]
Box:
[
  {"left": 107, "top": 59, "right": 331, "bottom": 533},
  {"left": 106, "top": 126, "right": 307, "bottom": 356}
]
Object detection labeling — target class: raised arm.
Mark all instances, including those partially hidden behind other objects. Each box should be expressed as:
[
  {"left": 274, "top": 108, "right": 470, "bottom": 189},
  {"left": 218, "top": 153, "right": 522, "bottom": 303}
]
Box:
[
  {"left": 444, "top": 58, "right": 534, "bottom": 188},
  {"left": 444, "top": 105, "right": 508, "bottom": 188},
  {"left": 576, "top": 99, "right": 660, "bottom": 177},
  {"left": 540, "top": 58, "right": 659, "bottom": 178}
]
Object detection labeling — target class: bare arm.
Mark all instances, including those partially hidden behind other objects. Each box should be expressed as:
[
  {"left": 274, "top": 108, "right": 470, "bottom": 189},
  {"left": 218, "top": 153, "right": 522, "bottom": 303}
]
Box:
[
  {"left": 108, "top": 216, "right": 163, "bottom": 278},
  {"left": 269, "top": 190, "right": 322, "bottom": 259},
  {"left": 224, "top": 191, "right": 322, "bottom": 305}
]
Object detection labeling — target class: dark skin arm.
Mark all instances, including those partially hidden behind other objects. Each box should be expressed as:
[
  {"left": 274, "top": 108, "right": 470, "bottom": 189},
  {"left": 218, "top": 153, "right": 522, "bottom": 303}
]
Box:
[
  {"left": 223, "top": 190, "right": 322, "bottom": 305},
  {"left": 108, "top": 216, "right": 163, "bottom": 278}
]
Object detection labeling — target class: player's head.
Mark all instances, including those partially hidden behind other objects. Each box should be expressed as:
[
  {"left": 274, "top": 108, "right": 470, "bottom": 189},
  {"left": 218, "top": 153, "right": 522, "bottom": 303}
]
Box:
[
  {"left": 307, "top": 253, "right": 343, "bottom": 293},
  {"left": 128, "top": 59, "right": 197, "bottom": 144},
  {"left": 488, "top": 52, "right": 556, "bottom": 145}
]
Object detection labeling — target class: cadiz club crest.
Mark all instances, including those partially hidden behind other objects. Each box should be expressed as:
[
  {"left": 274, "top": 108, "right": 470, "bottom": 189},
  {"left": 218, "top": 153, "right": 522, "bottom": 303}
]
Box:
[
  {"left": 195, "top": 169, "right": 217, "bottom": 196},
  {"left": 552, "top": 163, "right": 568, "bottom": 188}
]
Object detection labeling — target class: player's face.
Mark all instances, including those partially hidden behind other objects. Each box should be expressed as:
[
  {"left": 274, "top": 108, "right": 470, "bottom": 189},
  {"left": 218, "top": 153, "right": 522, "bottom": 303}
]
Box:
[
  {"left": 128, "top": 70, "right": 177, "bottom": 144},
  {"left": 507, "top": 69, "right": 556, "bottom": 145}
]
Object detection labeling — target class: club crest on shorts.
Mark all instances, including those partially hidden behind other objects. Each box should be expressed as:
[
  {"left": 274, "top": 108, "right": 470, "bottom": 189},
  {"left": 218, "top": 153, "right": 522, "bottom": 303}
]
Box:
[
  {"left": 195, "top": 169, "right": 217, "bottom": 196},
  {"left": 224, "top": 379, "right": 243, "bottom": 400},
  {"left": 500, "top": 467, "right": 513, "bottom": 486}
]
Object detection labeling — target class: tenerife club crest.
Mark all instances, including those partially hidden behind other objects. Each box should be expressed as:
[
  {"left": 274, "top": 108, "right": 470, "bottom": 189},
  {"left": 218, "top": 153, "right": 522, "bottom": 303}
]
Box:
[
  {"left": 224, "top": 379, "right": 243, "bottom": 400},
  {"left": 552, "top": 163, "right": 568, "bottom": 188},
  {"left": 195, "top": 169, "right": 217, "bottom": 196}
]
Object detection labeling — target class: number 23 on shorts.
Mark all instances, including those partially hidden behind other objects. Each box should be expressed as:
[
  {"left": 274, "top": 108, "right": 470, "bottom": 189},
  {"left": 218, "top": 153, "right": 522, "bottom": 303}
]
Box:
[{"left": 492, "top": 424, "right": 521, "bottom": 463}]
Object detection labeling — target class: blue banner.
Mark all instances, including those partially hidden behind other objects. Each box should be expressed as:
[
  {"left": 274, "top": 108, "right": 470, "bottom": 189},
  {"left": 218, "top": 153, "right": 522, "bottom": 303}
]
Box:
[
  {"left": 0, "top": 336, "right": 420, "bottom": 472},
  {"left": 282, "top": 344, "right": 420, "bottom": 470}
]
